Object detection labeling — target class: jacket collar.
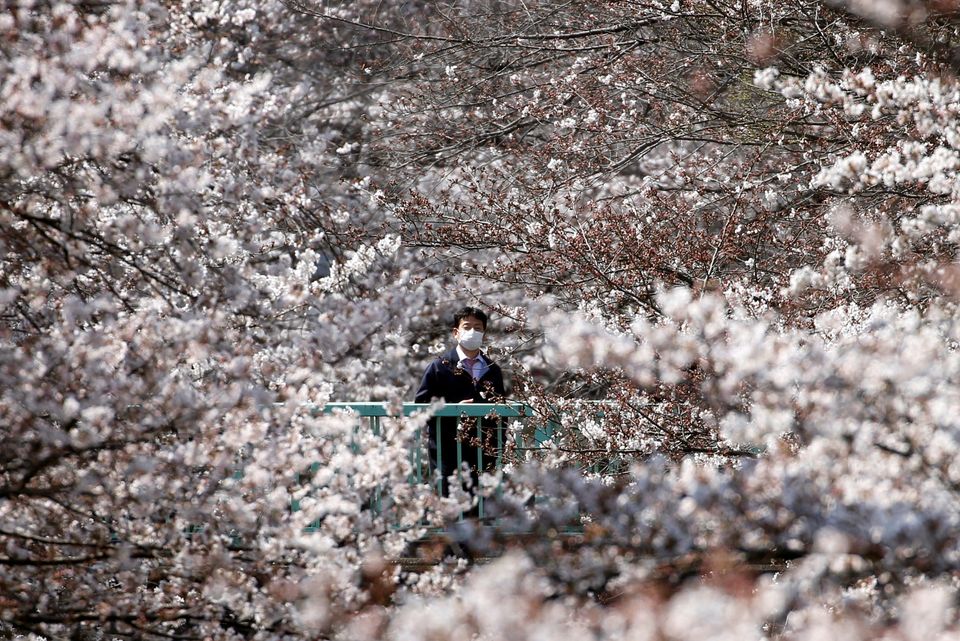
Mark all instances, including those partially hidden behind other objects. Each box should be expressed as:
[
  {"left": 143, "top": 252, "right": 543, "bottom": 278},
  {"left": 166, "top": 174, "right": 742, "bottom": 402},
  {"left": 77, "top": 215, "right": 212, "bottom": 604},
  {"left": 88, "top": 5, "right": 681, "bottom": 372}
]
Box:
[
  {"left": 442, "top": 345, "right": 493, "bottom": 366},
  {"left": 456, "top": 344, "right": 487, "bottom": 364}
]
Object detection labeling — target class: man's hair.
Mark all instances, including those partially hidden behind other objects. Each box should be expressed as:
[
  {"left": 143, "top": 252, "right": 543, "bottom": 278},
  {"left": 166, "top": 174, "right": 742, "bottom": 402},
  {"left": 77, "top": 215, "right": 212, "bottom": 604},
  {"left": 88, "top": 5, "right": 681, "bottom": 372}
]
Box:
[{"left": 451, "top": 306, "right": 488, "bottom": 330}]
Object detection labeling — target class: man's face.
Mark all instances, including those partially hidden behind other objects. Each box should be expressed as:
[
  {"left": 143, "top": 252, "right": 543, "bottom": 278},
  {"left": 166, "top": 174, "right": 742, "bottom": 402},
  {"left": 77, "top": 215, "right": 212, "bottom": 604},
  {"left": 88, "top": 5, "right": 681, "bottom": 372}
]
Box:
[{"left": 453, "top": 315, "right": 485, "bottom": 339}]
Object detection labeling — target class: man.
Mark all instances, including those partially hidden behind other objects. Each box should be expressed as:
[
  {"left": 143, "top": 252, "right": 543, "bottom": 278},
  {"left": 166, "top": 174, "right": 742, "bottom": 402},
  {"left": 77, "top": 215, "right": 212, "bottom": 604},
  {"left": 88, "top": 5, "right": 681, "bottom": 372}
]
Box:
[{"left": 415, "top": 306, "right": 506, "bottom": 499}]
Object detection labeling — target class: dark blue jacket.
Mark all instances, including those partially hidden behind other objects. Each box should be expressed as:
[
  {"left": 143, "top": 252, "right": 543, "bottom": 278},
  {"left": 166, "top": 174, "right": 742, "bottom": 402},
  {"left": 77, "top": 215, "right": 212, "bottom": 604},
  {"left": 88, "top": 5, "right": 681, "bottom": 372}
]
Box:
[{"left": 415, "top": 346, "right": 506, "bottom": 403}]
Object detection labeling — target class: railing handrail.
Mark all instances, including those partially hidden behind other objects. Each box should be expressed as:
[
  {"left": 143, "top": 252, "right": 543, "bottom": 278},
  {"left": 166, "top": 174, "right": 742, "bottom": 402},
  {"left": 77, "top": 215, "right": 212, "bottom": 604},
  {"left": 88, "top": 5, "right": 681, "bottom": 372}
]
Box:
[{"left": 322, "top": 402, "right": 533, "bottom": 418}]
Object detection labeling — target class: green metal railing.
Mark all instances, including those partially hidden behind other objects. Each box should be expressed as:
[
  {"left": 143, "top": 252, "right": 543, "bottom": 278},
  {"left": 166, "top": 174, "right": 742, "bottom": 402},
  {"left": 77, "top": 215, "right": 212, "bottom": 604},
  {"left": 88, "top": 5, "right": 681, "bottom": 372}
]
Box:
[{"left": 311, "top": 403, "right": 543, "bottom": 522}]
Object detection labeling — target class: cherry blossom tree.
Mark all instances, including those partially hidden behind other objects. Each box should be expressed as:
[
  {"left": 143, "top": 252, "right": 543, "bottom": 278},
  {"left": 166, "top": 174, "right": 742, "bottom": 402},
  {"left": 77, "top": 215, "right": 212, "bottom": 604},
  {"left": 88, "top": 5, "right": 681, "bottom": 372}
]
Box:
[
  {"left": 294, "top": 0, "right": 960, "bottom": 638},
  {"left": 0, "top": 1, "right": 452, "bottom": 638},
  {"left": 7, "top": 0, "right": 960, "bottom": 639}
]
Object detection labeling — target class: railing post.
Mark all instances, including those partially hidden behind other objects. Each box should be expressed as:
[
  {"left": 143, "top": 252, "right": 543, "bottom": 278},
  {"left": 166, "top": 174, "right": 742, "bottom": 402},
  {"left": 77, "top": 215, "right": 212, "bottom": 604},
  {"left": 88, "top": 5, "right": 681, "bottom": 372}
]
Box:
[
  {"left": 456, "top": 416, "right": 464, "bottom": 521},
  {"left": 476, "top": 416, "right": 484, "bottom": 519},
  {"left": 371, "top": 415, "right": 382, "bottom": 514},
  {"left": 496, "top": 416, "right": 504, "bottom": 506},
  {"left": 434, "top": 416, "right": 443, "bottom": 497}
]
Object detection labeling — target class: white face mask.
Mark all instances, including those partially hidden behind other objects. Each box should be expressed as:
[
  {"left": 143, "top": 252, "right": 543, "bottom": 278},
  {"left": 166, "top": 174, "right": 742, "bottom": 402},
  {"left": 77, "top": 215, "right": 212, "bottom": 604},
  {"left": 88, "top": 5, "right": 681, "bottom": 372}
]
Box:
[{"left": 457, "top": 328, "right": 484, "bottom": 351}]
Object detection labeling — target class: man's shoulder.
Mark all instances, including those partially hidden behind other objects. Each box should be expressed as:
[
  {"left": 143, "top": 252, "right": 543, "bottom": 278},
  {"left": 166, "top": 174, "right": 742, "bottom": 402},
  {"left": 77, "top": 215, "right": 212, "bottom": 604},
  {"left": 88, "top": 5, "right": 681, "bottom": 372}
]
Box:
[
  {"left": 480, "top": 351, "right": 501, "bottom": 366},
  {"left": 485, "top": 361, "right": 503, "bottom": 381},
  {"left": 425, "top": 347, "right": 459, "bottom": 370}
]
